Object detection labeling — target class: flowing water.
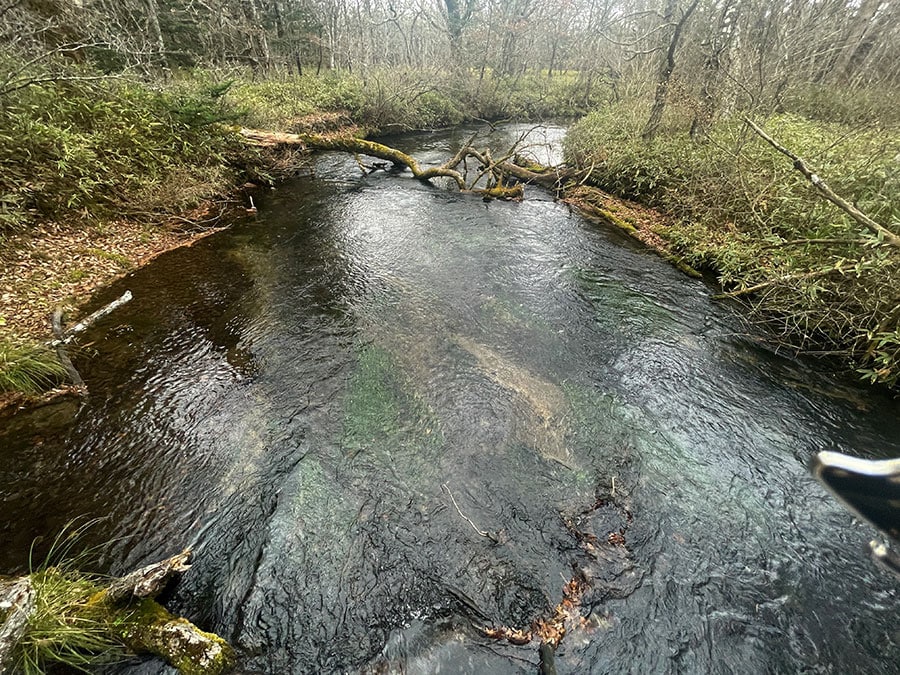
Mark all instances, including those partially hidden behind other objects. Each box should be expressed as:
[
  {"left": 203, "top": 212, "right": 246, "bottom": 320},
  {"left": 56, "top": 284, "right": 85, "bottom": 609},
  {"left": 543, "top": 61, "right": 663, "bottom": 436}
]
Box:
[{"left": 1, "top": 126, "right": 899, "bottom": 674}]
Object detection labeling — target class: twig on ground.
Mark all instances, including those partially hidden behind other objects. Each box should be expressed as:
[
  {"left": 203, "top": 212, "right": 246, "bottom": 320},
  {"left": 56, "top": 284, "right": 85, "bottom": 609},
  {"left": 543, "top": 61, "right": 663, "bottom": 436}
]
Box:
[{"left": 441, "top": 483, "right": 499, "bottom": 543}]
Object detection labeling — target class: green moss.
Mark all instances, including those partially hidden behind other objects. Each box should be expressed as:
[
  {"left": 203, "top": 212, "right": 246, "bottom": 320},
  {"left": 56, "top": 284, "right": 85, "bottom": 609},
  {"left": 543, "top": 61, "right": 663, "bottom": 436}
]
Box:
[
  {"left": 479, "top": 183, "right": 524, "bottom": 200},
  {"left": 6, "top": 527, "right": 235, "bottom": 675},
  {"left": 112, "top": 602, "right": 234, "bottom": 675},
  {"left": 163, "top": 620, "right": 235, "bottom": 675}
]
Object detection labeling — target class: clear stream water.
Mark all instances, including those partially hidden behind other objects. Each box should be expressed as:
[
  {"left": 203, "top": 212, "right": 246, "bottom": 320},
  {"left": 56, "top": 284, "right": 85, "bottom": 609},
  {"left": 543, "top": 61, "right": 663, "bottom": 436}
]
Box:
[{"left": 1, "top": 126, "right": 899, "bottom": 674}]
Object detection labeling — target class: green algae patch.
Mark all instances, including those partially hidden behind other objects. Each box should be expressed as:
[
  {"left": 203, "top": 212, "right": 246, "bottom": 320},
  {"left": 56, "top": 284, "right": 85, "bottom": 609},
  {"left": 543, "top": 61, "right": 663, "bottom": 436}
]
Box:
[{"left": 341, "top": 344, "right": 444, "bottom": 493}]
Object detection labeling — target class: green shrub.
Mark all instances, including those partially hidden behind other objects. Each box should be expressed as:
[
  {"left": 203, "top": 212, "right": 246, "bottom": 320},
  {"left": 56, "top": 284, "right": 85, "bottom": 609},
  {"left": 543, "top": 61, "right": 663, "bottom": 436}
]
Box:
[
  {"left": 565, "top": 101, "right": 900, "bottom": 385},
  {"left": 223, "top": 68, "right": 611, "bottom": 133},
  {"left": 224, "top": 72, "right": 365, "bottom": 128},
  {"left": 783, "top": 83, "right": 900, "bottom": 126},
  {"left": 0, "top": 68, "right": 243, "bottom": 232}
]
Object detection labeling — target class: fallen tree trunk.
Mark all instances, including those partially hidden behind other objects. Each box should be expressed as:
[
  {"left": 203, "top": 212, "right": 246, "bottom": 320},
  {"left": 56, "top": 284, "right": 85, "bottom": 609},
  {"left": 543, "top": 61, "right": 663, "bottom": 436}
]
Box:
[
  {"left": 101, "top": 548, "right": 191, "bottom": 604},
  {"left": 239, "top": 127, "right": 697, "bottom": 273},
  {"left": 0, "top": 550, "right": 234, "bottom": 675},
  {"left": 239, "top": 128, "right": 578, "bottom": 195},
  {"left": 241, "top": 128, "right": 468, "bottom": 189}
]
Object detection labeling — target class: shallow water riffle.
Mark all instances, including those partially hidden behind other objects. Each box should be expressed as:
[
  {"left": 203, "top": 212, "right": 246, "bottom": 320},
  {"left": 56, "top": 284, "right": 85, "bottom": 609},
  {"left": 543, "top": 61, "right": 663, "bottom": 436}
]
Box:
[{"left": 1, "top": 125, "right": 899, "bottom": 674}]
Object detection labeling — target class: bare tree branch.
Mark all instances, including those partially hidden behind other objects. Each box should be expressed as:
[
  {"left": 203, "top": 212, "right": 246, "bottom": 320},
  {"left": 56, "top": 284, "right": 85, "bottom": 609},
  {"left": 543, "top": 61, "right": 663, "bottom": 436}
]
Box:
[{"left": 745, "top": 118, "right": 900, "bottom": 248}]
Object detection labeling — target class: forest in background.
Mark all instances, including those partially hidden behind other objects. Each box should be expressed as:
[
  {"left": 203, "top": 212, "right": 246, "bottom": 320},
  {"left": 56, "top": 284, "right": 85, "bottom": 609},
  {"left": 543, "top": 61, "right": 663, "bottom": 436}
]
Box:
[{"left": 1, "top": 0, "right": 899, "bottom": 390}]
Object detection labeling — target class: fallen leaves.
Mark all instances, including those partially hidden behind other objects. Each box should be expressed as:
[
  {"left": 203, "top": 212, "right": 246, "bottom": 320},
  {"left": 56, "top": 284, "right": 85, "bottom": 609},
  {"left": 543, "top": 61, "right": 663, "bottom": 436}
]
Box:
[
  {"left": 477, "top": 573, "right": 590, "bottom": 648},
  {"left": 0, "top": 217, "right": 223, "bottom": 342}
]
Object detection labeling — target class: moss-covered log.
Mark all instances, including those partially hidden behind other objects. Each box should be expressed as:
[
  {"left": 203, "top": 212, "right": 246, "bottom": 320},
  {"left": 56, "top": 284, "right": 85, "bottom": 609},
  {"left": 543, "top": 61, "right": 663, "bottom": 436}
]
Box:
[
  {"left": 238, "top": 127, "right": 578, "bottom": 195},
  {"left": 240, "top": 128, "right": 468, "bottom": 189},
  {"left": 0, "top": 551, "right": 234, "bottom": 675},
  {"left": 110, "top": 598, "right": 234, "bottom": 675}
]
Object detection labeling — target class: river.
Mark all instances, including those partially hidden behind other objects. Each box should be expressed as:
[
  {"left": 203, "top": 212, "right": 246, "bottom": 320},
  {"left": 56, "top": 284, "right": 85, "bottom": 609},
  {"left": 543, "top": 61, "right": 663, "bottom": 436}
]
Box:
[{"left": 1, "top": 125, "right": 898, "bottom": 674}]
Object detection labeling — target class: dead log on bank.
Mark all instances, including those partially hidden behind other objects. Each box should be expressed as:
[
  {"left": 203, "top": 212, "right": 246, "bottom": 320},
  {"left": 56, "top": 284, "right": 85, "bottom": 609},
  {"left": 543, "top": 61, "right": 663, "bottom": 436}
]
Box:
[
  {"left": 51, "top": 290, "right": 134, "bottom": 347},
  {"left": 0, "top": 550, "right": 233, "bottom": 675}
]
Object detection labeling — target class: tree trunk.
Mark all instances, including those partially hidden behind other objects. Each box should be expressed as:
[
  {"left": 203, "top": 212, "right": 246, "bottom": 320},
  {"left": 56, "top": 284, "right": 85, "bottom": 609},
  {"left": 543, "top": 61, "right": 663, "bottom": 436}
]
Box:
[
  {"left": 143, "top": 0, "right": 166, "bottom": 68},
  {"left": 642, "top": 0, "right": 700, "bottom": 143},
  {"left": 690, "top": 0, "right": 742, "bottom": 140},
  {"left": 834, "top": 0, "right": 884, "bottom": 83}
]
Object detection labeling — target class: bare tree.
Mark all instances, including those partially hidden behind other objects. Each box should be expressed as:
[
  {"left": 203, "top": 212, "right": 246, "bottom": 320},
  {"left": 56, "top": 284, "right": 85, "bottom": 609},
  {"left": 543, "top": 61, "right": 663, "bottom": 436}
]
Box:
[{"left": 641, "top": 0, "right": 699, "bottom": 142}]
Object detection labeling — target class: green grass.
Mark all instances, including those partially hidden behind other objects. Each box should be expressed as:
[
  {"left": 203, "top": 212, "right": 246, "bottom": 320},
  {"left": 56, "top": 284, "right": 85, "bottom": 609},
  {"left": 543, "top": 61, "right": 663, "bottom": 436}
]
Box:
[
  {"left": 0, "top": 341, "right": 66, "bottom": 394},
  {"left": 15, "top": 569, "right": 120, "bottom": 674},
  {"left": 4, "top": 522, "right": 124, "bottom": 675}
]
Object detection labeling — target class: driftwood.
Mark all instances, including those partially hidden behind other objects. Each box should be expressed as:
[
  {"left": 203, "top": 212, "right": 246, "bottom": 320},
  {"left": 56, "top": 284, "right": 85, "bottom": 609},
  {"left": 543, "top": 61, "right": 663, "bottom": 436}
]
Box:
[
  {"left": 745, "top": 118, "right": 900, "bottom": 248},
  {"left": 0, "top": 550, "right": 233, "bottom": 675},
  {"left": 51, "top": 308, "right": 85, "bottom": 388},
  {"left": 239, "top": 128, "right": 578, "bottom": 196},
  {"left": 51, "top": 290, "right": 134, "bottom": 346},
  {"left": 48, "top": 290, "right": 133, "bottom": 391},
  {"left": 101, "top": 549, "right": 191, "bottom": 604}
]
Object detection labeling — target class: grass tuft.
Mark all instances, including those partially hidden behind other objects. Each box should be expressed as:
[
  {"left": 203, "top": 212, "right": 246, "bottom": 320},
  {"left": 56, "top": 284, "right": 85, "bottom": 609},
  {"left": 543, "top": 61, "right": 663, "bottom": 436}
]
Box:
[
  {"left": 0, "top": 340, "right": 66, "bottom": 394},
  {"left": 4, "top": 521, "right": 125, "bottom": 675}
]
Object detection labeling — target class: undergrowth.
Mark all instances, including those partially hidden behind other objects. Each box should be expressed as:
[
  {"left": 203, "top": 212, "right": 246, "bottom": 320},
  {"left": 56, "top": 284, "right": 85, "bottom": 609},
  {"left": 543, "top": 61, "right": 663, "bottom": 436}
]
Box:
[
  {"left": 564, "top": 100, "right": 900, "bottom": 386},
  {"left": 224, "top": 67, "right": 608, "bottom": 133},
  {"left": 0, "top": 71, "right": 246, "bottom": 232},
  {"left": 4, "top": 55, "right": 896, "bottom": 389}
]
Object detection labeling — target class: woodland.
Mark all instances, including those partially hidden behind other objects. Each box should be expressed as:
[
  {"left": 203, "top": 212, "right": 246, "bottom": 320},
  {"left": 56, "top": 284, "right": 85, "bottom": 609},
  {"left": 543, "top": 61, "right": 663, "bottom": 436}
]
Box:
[{"left": 1, "top": 2, "right": 900, "bottom": 672}]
